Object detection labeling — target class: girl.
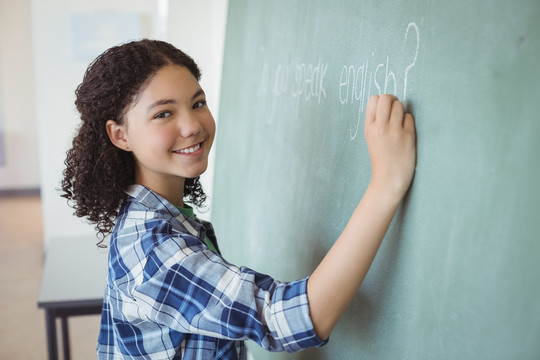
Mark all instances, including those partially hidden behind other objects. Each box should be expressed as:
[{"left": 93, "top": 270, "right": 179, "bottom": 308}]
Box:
[{"left": 62, "top": 39, "right": 416, "bottom": 359}]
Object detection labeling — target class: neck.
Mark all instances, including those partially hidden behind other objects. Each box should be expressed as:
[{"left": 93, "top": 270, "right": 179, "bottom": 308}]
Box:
[{"left": 134, "top": 171, "right": 185, "bottom": 207}]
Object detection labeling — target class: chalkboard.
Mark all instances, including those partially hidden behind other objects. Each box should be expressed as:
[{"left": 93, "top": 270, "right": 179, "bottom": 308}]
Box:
[{"left": 212, "top": 1, "right": 540, "bottom": 359}]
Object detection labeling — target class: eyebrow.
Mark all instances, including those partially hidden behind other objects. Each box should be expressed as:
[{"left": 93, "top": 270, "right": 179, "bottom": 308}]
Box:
[
  {"left": 146, "top": 99, "right": 177, "bottom": 113},
  {"left": 192, "top": 89, "right": 205, "bottom": 101},
  {"left": 146, "top": 89, "right": 206, "bottom": 113}
]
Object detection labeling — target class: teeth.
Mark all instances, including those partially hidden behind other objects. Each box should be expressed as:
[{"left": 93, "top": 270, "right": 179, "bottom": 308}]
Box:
[{"left": 178, "top": 143, "right": 201, "bottom": 154}]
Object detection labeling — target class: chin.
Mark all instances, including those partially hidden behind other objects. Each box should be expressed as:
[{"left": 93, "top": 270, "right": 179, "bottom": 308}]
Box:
[{"left": 182, "top": 165, "right": 208, "bottom": 180}]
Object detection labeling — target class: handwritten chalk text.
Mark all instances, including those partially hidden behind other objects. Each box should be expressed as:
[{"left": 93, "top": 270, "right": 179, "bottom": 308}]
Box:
[{"left": 257, "top": 22, "right": 420, "bottom": 139}]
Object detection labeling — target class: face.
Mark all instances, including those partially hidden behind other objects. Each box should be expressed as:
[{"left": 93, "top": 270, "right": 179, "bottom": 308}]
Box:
[{"left": 107, "top": 65, "right": 215, "bottom": 203}]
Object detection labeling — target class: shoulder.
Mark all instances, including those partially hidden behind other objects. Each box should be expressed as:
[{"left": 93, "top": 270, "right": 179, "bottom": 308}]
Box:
[
  {"left": 108, "top": 217, "right": 209, "bottom": 291},
  {"left": 112, "top": 204, "right": 203, "bottom": 260}
]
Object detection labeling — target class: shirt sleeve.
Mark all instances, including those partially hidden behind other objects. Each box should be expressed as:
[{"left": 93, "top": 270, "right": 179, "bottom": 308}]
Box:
[{"left": 131, "top": 233, "right": 327, "bottom": 353}]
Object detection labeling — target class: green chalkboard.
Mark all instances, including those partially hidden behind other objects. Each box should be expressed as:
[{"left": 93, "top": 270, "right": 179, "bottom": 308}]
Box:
[{"left": 212, "top": 1, "right": 540, "bottom": 359}]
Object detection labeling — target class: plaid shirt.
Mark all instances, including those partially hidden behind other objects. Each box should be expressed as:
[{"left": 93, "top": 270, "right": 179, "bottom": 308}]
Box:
[{"left": 97, "top": 185, "right": 326, "bottom": 359}]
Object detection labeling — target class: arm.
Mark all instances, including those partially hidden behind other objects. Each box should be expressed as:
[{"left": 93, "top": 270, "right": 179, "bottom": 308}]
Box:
[
  {"left": 307, "top": 94, "right": 417, "bottom": 340},
  {"left": 132, "top": 234, "right": 324, "bottom": 352}
]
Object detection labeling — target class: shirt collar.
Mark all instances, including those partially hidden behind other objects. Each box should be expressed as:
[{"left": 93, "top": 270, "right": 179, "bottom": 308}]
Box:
[{"left": 124, "top": 184, "right": 205, "bottom": 238}]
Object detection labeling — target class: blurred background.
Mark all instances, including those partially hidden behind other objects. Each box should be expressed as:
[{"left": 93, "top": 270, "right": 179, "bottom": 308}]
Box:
[{"left": 0, "top": 0, "right": 228, "bottom": 358}]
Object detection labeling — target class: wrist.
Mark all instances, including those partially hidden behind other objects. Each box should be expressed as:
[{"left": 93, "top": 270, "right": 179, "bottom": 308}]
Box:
[{"left": 365, "top": 179, "right": 408, "bottom": 208}]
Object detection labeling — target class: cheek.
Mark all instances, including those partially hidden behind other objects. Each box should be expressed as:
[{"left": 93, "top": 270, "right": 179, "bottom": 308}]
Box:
[
  {"left": 131, "top": 127, "right": 175, "bottom": 155},
  {"left": 204, "top": 115, "right": 216, "bottom": 141},
  {"left": 153, "top": 129, "right": 177, "bottom": 147}
]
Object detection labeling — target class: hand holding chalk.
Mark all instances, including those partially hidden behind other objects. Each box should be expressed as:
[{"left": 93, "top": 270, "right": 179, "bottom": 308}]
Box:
[{"left": 365, "top": 94, "right": 416, "bottom": 199}]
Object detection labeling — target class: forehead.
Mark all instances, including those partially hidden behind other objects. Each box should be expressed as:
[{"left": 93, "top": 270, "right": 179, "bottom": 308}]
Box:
[
  {"left": 126, "top": 65, "right": 201, "bottom": 113},
  {"left": 140, "top": 65, "right": 200, "bottom": 99}
]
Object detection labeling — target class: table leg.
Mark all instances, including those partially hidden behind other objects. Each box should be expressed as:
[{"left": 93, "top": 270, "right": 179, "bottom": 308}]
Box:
[
  {"left": 61, "top": 316, "right": 71, "bottom": 360},
  {"left": 44, "top": 309, "right": 58, "bottom": 360}
]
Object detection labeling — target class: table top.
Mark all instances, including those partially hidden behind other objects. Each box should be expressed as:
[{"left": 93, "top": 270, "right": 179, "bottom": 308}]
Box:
[{"left": 38, "top": 236, "right": 108, "bottom": 309}]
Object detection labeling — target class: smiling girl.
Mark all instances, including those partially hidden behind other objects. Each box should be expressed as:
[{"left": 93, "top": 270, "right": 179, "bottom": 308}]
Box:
[{"left": 61, "top": 39, "right": 416, "bottom": 359}]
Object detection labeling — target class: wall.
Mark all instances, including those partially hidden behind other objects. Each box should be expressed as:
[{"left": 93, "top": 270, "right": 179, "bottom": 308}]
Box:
[
  {"left": 30, "top": 0, "right": 227, "bottom": 246},
  {"left": 0, "top": 0, "right": 40, "bottom": 191}
]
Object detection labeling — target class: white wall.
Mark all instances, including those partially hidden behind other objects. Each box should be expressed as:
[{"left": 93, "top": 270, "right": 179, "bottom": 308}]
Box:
[
  {"left": 0, "top": 0, "right": 40, "bottom": 190},
  {"left": 30, "top": 0, "right": 228, "bottom": 246}
]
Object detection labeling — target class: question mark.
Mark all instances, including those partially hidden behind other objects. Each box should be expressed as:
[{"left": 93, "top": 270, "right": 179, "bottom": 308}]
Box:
[{"left": 403, "top": 22, "right": 419, "bottom": 101}]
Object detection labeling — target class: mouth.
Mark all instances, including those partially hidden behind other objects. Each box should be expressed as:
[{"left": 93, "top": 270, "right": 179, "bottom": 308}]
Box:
[{"left": 174, "top": 142, "right": 202, "bottom": 154}]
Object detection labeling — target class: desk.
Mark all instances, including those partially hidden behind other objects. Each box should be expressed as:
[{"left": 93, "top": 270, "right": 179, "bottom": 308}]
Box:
[{"left": 37, "top": 237, "right": 108, "bottom": 360}]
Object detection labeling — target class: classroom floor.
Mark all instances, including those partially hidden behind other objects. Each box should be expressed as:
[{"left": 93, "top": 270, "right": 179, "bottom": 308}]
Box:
[{"left": 0, "top": 195, "right": 100, "bottom": 360}]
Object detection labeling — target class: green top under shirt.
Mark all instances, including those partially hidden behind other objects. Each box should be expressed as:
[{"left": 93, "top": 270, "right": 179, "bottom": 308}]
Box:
[{"left": 176, "top": 205, "right": 218, "bottom": 253}]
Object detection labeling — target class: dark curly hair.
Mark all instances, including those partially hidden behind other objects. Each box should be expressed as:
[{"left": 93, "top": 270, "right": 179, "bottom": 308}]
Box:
[{"left": 61, "top": 39, "right": 207, "bottom": 244}]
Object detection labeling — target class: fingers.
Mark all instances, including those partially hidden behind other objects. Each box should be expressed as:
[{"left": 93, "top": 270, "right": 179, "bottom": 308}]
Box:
[
  {"left": 376, "top": 94, "right": 398, "bottom": 124},
  {"left": 389, "top": 99, "right": 404, "bottom": 126},
  {"left": 403, "top": 113, "right": 416, "bottom": 138},
  {"left": 366, "top": 95, "right": 378, "bottom": 123},
  {"left": 366, "top": 94, "right": 411, "bottom": 127}
]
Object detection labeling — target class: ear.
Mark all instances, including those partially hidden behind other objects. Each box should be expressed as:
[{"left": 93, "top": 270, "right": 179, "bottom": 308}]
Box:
[{"left": 106, "top": 120, "right": 131, "bottom": 151}]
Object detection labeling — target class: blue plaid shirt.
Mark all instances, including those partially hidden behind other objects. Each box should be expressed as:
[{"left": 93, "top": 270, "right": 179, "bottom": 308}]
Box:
[{"left": 97, "top": 185, "right": 326, "bottom": 359}]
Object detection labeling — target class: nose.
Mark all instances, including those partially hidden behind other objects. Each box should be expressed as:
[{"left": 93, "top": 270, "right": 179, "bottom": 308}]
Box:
[{"left": 179, "top": 112, "right": 202, "bottom": 138}]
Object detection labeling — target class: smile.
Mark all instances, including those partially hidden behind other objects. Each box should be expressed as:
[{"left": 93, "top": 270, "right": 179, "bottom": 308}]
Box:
[{"left": 176, "top": 143, "right": 201, "bottom": 154}]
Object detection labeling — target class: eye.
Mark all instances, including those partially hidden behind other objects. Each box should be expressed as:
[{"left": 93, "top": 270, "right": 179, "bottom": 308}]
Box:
[
  {"left": 155, "top": 111, "right": 172, "bottom": 119},
  {"left": 193, "top": 100, "right": 207, "bottom": 109}
]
